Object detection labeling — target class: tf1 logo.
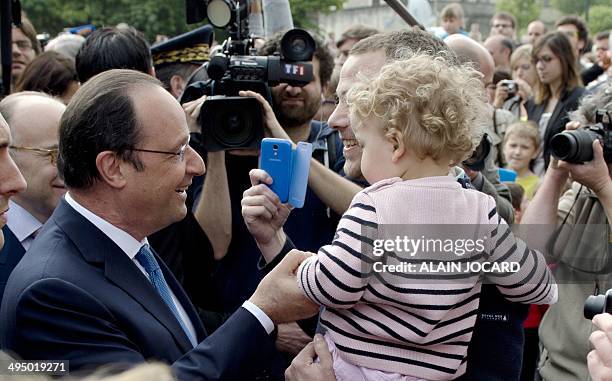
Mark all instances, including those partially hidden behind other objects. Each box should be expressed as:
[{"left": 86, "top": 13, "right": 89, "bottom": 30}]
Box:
[{"left": 284, "top": 64, "right": 305, "bottom": 76}]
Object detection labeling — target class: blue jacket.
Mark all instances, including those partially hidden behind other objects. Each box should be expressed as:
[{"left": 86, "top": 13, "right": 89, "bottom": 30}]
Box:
[{"left": 0, "top": 199, "right": 276, "bottom": 380}]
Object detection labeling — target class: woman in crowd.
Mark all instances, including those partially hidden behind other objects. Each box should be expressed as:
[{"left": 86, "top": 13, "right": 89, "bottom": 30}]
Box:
[
  {"left": 14, "top": 51, "right": 80, "bottom": 104},
  {"left": 494, "top": 44, "right": 539, "bottom": 121},
  {"left": 525, "top": 31, "right": 585, "bottom": 175}
]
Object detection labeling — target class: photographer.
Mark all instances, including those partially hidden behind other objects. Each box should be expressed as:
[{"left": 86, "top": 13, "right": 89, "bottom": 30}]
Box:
[
  {"left": 521, "top": 85, "right": 612, "bottom": 381},
  {"left": 493, "top": 44, "right": 538, "bottom": 121}
]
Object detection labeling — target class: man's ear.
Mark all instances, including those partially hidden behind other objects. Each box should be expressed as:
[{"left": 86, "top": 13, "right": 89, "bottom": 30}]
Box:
[
  {"left": 96, "top": 151, "right": 127, "bottom": 189},
  {"left": 170, "top": 75, "right": 187, "bottom": 99}
]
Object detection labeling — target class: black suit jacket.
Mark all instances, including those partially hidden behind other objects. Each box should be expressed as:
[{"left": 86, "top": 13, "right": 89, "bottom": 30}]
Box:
[
  {"left": 525, "top": 86, "right": 586, "bottom": 170},
  {"left": 0, "top": 226, "right": 25, "bottom": 306},
  {"left": 0, "top": 199, "right": 276, "bottom": 380}
]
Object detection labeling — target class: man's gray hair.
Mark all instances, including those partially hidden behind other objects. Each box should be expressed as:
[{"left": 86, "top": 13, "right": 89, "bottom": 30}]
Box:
[{"left": 570, "top": 84, "right": 612, "bottom": 125}]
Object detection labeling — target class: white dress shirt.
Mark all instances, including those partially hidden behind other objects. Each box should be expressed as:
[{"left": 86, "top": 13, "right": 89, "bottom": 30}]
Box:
[
  {"left": 7, "top": 200, "right": 43, "bottom": 251},
  {"left": 64, "top": 193, "right": 274, "bottom": 340}
]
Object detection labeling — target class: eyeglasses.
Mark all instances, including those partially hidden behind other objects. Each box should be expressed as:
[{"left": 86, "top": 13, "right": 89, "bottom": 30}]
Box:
[
  {"left": 10, "top": 146, "right": 59, "bottom": 165},
  {"left": 533, "top": 55, "right": 555, "bottom": 65},
  {"left": 12, "top": 40, "right": 33, "bottom": 51},
  {"left": 130, "top": 143, "right": 189, "bottom": 162}
]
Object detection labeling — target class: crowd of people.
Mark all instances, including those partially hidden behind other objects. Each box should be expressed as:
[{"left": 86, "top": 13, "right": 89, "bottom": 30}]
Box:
[{"left": 0, "top": 2, "right": 611, "bottom": 381}]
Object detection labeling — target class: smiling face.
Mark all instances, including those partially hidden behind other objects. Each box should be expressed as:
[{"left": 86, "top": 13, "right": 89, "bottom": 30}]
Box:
[
  {"left": 121, "top": 85, "right": 205, "bottom": 234},
  {"left": 9, "top": 96, "right": 66, "bottom": 223},
  {"left": 328, "top": 51, "right": 386, "bottom": 180}
]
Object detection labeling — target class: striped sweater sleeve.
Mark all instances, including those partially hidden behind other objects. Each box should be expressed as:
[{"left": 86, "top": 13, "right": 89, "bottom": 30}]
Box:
[
  {"left": 297, "top": 191, "right": 377, "bottom": 309},
  {"left": 484, "top": 197, "right": 558, "bottom": 305}
]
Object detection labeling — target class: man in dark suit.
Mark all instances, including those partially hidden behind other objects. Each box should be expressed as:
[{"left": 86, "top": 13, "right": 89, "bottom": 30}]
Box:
[
  {"left": 0, "top": 69, "right": 319, "bottom": 380},
  {"left": 0, "top": 92, "right": 66, "bottom": 304}
]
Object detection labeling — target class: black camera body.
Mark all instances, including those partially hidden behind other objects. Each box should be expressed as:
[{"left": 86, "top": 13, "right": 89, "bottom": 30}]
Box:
[
  {"left": 183, "top": 0, "right": 315, "bottom": 152},
  {"left": 584, "top": 289, "right": 612, "bottom": 320},
  {"left": 550, "top": 110, "right": 612, "bottom": 164},
  {"left": 499, "top": 79, "right": 517, "bottom": 98}
]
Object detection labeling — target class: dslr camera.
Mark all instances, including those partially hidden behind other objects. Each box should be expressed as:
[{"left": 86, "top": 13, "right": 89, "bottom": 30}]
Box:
[
  {"left": 550, "top": 110, "right": 612, "bottom": 164},
  {"left": 584, "top": 289, "right": 612, "bottom": 320},
  {"left": 499, "top": 79, "right": 517, "bottom": 98},
  {"left": 182, "top": 0, "right": 315, "bottom": 152}
]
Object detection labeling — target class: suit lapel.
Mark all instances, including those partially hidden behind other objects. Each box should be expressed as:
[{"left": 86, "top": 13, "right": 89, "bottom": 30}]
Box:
[{"left": 53, "top": 199, "right": 196, "bottom": 353}]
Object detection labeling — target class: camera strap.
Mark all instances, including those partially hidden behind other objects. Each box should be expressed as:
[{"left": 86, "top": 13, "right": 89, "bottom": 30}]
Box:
[{"left": 493, "top": 109, "right": 504, "bottom": 166}]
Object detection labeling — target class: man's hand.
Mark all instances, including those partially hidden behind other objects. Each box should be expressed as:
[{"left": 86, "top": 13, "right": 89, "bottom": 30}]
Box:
[
  {"left": 182, "top": 95, "right": 207, "bottom": 133},
  {"left": 588, "top": 313, "right": 612, "bottom": 381},
  {"left": 276, "top": 322, "right": 312, "bottom": 355},
  {"left": 242, "top": 169, "right": 292, "bottom": 253},
  {"left": 285, "top": 334, "right": 336, "bottom": 381},
  {"left": 559, "top": 140, "right": 612, "bottom": 195},
  {"left": 238, "top": 90, "right": 294, "bottom": 143},
  {"left": 248, "top": 250, "right": 319, "bottom": 324}
]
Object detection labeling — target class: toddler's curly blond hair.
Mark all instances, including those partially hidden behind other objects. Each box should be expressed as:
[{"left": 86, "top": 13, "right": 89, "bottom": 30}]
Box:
[{"left": 347, "top": 54, "right": 489, "bottom": 165}]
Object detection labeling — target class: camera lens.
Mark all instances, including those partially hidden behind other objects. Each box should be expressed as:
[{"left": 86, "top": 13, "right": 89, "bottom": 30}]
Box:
[
  {"left": 280, "top": 29, "right": 315, "bottom": 62},
  {"left": 551, "top": 129, "right": 597, "bottom": 163},
  {"left": 213, "top": 109, "right": 254, "bottom": 148},
  {"left": 290, "top": 37, "right": 306, "bottom": 52}
]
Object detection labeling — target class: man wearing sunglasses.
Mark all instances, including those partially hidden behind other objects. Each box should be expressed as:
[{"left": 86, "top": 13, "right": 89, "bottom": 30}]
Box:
[{"left": 0, "top": 92, "right": 65, "bottom": 304}]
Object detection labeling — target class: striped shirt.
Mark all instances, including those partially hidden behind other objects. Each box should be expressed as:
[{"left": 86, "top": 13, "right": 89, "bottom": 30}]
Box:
[{"left": 297, "top": 176, "right": 557, "bottom": 380}]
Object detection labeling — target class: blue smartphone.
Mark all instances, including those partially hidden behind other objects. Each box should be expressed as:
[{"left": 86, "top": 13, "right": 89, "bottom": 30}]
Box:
[
  {"left": 259, "top": 138, "right": 293, "bottom": 203},
  {"left": 288, "top": 142, "right": 313, "bottom": 208}
]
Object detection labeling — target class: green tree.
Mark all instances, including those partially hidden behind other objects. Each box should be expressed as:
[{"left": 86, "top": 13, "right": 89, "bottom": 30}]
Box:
[
  {"left": 290, "top": 0, "right": 345, "bottom": 31},
  {"left": 21, "top": 0, "right": 208, "bottom": 42},
  {"left": 496, "top": 0, "right": 542, "bottom": 32},
  {"left": 22, "top": 0, "right": 346, "bottom": 42},
  {"left": 586, "top": 5, "right": 612, "bottom": 34},
  {"left": 550, "top": 0, "right": 609, "bottom": 17}
]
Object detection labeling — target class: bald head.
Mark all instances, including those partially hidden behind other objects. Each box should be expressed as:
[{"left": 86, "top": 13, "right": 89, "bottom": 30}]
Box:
[
  {"left": 444, "top": 34, "right": 494, "bottom": 85},
  {"left": 0, "top": 91, "right": 67, "bottom": 223},
  {"left": 527, "top": 20, "right": 546, "bottom": 45},
  {"left": 0, "top": 92, "right": 65, "bottom": 144},
  {"left": 483, "top": 35, "right": 513, "bottom": 70}
]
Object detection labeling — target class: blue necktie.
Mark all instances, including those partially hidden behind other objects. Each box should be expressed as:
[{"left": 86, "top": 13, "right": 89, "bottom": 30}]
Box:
[{"left": 135, "top": 244, "right": 196, "bottom": 347}]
